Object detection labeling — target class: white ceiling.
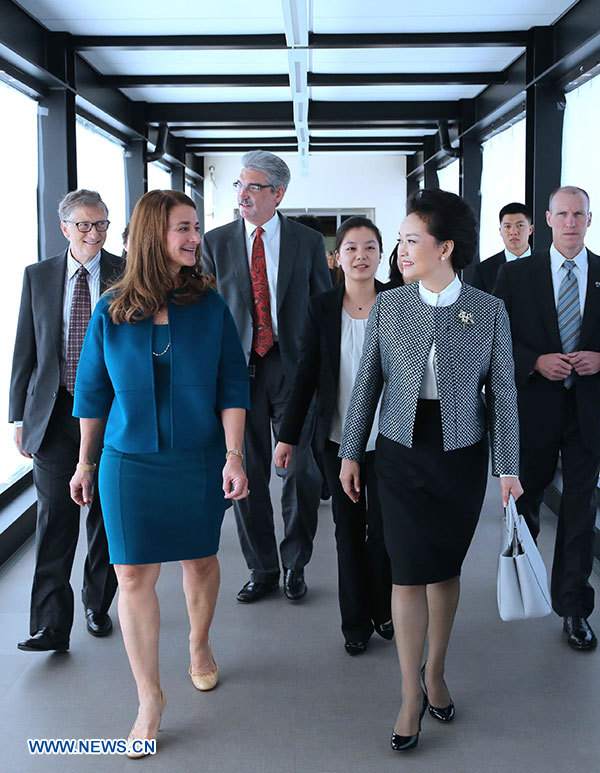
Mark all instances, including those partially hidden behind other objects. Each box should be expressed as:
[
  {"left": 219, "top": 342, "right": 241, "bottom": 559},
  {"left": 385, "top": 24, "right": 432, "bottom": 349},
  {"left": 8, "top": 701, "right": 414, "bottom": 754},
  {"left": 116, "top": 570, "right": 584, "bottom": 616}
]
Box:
[{"left": 14, "top": 0, "right": 581, "bottom": 156}]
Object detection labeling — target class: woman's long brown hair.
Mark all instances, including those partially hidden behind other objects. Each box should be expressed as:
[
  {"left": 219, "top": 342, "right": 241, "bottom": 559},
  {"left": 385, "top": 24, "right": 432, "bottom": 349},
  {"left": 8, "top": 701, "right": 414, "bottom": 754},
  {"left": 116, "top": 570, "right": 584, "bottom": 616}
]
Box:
[{"left": 108, "top": 189, "right": 216, "bottom": 324}]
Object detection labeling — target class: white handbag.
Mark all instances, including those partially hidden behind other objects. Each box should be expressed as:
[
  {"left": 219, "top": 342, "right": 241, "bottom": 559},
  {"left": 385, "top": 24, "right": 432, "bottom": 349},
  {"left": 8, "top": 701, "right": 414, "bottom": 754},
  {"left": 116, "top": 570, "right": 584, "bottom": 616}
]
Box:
[{"left": 497, "top": 494, "right": 552, "bottom": 621}]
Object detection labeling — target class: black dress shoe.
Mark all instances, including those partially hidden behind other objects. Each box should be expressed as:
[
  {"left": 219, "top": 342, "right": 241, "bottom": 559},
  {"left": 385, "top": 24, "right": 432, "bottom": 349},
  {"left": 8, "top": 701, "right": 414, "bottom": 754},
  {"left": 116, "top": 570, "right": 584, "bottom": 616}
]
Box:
[
  {"left": 563, "top": 617, "right": 598, "bottom": 650},
  {"left": 390, "top": 692, "right": 428, "bottom": 752},
  {"left": 17, "top": 628, "right": 69, "bottom": 652},
  {"left": 420, "top": 663, "right": 455, "bottom": 721},
  {"left": 344, "top": 641, "right": 367, "bottom": 656},
  {"left": 236, "top": 580, "right": 279, "bottom": 603},
  {"left": 374, "top": 620, "right": 394, "bottom": 641},
  {"left": 283, "top": 569, "right": 307, "bottom": 601},
  {"left": 85, "top": 609, "right": 113, "bottom": 637}
]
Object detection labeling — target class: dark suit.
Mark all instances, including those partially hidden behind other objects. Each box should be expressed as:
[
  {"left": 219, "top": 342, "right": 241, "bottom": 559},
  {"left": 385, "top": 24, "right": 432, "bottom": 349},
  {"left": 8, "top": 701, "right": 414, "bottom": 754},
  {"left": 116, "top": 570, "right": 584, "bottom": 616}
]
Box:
[
  {"left": 494, "top": 249, "right": 600, "bottom": 617},
  {"left": 278, "top": 280, "right": 391, "bottom": 642},
  {"left": 202, "top": 214, "right": 331, "bottom": 582},
  {"left": 9, "top": 248, "right": 121, "bottom": 638},
  {"left": 464, "top": 251, "right": 506, "bottom": 294}
]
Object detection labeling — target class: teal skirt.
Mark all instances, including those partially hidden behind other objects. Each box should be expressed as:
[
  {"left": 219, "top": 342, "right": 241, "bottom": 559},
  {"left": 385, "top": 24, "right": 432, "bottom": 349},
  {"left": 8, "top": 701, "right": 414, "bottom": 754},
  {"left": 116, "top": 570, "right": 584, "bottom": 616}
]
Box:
[{"left": 98, "top": 443, "right": 227, "bottom": 565}]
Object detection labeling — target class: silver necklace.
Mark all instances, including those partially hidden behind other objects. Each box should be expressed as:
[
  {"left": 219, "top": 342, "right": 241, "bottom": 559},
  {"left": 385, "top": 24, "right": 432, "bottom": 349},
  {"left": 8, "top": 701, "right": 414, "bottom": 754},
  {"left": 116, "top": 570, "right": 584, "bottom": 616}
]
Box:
[{"left": 152, "top": 340, "right": 171, "bottom": 357}]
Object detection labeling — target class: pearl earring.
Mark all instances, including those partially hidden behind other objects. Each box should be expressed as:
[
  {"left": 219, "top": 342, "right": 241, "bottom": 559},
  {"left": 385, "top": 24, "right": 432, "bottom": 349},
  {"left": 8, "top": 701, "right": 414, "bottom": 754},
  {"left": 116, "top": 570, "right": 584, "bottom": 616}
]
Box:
[{"left": 441, "top": 257, "right": 446, "bottom": 262}]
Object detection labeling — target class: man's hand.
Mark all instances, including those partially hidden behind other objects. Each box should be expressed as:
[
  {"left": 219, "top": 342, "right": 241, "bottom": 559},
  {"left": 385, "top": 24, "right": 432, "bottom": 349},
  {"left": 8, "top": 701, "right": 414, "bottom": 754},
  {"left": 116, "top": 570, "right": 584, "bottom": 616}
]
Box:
[
  {"left": 14, "top": 426, "right": 33, "bottom": 459},
  {"left": 568, "top": 351, "right": 600, "bottom": 376},
  {"left": 534, "top": 353, "right": 572, "bottom": 381}
]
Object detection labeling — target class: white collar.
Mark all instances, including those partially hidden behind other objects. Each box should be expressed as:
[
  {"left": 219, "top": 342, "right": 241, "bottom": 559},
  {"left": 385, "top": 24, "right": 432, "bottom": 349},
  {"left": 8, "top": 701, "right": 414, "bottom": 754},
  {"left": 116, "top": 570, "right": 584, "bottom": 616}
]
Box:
[
  {"left": 418, "top": 273, "right": 462, "bottom": 307},
  {"left": 244, "top": 211, "right": 280, "bottom": 241},
  {"left": 550, "top": 243, "right": 587, "bottom": 272},
  {"left": 67, "top": 250, "right": 101, "bottom": 280},
  {"left": 504, "top": 246, "right": 531, "bottom": 262}
]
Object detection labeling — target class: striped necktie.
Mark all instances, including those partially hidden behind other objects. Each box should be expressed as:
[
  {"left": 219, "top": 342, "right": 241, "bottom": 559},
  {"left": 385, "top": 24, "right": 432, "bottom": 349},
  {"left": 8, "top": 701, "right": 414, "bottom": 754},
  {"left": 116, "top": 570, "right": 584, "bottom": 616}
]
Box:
[{"left": 556, "top": 259, "right": 580, "bottom": 389}]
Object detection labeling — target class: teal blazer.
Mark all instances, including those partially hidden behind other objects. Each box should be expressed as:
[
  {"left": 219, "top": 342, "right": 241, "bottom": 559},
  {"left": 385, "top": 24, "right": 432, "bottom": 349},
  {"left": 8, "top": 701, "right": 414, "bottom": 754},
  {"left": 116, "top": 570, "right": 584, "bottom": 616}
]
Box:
[{"left": 73, "top": 289, "right": 250, "bottom": 453}]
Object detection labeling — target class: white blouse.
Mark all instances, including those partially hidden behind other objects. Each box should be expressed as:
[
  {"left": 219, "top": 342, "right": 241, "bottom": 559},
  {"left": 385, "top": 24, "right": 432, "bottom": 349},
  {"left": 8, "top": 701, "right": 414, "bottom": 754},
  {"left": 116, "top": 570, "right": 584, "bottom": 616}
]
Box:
[
  {"left": 418, "top": 274, "right": 462, "bottom": 399},
  {"left": 329, "top": 308, "right": 382, "bottom": 452}
]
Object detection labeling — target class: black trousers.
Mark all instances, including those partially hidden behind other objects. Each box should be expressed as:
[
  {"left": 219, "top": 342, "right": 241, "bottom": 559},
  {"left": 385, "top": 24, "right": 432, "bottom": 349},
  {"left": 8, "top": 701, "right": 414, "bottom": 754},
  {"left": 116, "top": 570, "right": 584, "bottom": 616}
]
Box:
[
  {"left": 322, "top": 440, "right": 392, "bottom": 643},
  {"left": 30, "top": 388, "right": 117, "bottom": 637},
  {"left": 517, "top": 387, "right": 599, "bottom": 618},
  {"left": 233, "top": 346, "right": 321, "bottom": 583}
]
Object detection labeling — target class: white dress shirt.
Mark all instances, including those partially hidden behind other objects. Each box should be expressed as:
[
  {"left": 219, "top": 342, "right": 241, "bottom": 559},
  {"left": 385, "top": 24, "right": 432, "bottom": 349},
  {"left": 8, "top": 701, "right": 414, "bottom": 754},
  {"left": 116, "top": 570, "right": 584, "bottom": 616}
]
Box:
[
  {"left": 418, "top": 274, "right": 462, "bottom": 399},
  {"left": 549, "top": 243, "right": 588, "bottom": 316},
  {"left": 329, "top": 309, "right": 382, "bottom": 452},
  {"left": 60, "top": 250, "right": 102, "bottom": 385},
  {"left": 244, "top": 212, "right": 281, "bottom": 337},
  {"left": 504, "top": 246, "right": 531, "bottom": 262}
]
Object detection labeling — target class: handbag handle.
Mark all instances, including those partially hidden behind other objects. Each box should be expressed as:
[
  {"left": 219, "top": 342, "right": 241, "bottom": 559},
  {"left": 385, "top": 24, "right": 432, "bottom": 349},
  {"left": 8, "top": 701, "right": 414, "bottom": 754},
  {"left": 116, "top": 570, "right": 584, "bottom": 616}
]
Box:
[{"left": 504, "top": 493, "right": 523, "bottom": 555}]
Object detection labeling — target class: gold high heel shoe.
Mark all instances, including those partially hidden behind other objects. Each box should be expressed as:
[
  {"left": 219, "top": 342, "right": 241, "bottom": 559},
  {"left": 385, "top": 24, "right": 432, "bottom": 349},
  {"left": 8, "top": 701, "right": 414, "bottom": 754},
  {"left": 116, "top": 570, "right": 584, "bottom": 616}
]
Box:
[
  {"left": 126, "top": 691, "right": 166, "bottom": 759},
  {"left": 189, "top": 644, "right": 218, "bottom": 691}
]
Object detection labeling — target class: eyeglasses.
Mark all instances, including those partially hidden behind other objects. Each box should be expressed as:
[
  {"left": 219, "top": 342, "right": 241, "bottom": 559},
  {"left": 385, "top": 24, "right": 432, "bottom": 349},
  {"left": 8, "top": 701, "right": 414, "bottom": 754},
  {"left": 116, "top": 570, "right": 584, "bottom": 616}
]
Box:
[
  {"left": 233, "top": 181, "right": 274, "bottom": 193},
  {"left": 64, "top": 220, "right": 110, "bottom": 233}
]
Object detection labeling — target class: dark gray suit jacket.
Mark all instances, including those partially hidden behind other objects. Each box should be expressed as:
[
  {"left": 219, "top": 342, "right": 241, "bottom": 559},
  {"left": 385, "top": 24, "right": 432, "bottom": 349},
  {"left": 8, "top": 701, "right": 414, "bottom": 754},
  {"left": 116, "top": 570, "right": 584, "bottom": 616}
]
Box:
[
  {"left": 201, "top": 213, "right": 331, "bottom": 382},
  {"left": 464, "top": 251, "right": 506, "bottom": 294},
  {"left": 9, "top": 248, "right": 123, "bottom": 454}
]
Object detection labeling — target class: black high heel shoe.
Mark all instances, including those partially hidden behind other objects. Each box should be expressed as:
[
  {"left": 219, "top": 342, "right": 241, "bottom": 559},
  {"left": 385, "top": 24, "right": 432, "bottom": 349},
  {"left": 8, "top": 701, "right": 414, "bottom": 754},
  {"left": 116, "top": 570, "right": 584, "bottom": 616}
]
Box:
[
  {"left": 420, "top": 663, "right": 455, "bottom": 722},
  {"left": 390, "top": 691, "right": 428, "bottom": 751}
]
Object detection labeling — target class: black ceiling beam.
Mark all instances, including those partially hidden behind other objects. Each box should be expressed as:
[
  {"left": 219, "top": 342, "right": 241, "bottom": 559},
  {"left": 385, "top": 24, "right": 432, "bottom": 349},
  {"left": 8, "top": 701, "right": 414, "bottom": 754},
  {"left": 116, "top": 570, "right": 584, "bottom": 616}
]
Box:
[
  {"left": 103, "top": 72, "right": 505, "bottom": 89},
  {"left": 186, "top": 136, "right": 296, "bottom": 147},
  {"left": 309, "top": 32, "right": 530, "bottom": 48},
  {"left": 74, "top": 34, "right": 287, "bottom": 51},
  {"left": 309, "top": 72, "right": 507, "bottom": 86},
  {"left": 309, "top": 144, "right": 421, "bottom": 152},
  {"left": 309, "top": 100, "right": 459, "bottom": 124},
  {"left": 169, "top": 121, "right": 437, "bottom": 132},
  {"left": 146, "top": 102, "right": 294, "bottom": 124},
  {"left": 309, "top": 135, "right": 426, "bottom": 145},
  {"left": 189, "top": 145, "right": 297, "bottom": 153},
  {"left": 104, "top": 74, "right": 290, "bottom": 88},
  {"left": 73, "top": 31, "right": 529, "bottom": 51}
]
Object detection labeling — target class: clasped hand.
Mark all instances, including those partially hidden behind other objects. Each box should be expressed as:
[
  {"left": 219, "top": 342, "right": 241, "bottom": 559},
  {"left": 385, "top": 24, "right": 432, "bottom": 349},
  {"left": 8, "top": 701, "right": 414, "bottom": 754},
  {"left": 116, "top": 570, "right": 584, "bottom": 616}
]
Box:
[{"left": 535, "top": 351, "right": 600, "bottom": 380}]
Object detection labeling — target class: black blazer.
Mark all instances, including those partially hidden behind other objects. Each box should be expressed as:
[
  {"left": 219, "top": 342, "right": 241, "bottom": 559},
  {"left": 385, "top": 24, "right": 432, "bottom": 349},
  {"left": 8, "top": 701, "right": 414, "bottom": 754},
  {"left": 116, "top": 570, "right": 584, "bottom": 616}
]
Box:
[
  {"left": 494, "top": 248, "right": 600, "bottom": 455},
  {"left": 278, "top": 279, "right": 387, "bottom": 451},
  {"left": 9, "top": 248, "right": 123, "bottom": 454},
  {"left": 464, "top": 251, "right": 506, "bottom": 294}
]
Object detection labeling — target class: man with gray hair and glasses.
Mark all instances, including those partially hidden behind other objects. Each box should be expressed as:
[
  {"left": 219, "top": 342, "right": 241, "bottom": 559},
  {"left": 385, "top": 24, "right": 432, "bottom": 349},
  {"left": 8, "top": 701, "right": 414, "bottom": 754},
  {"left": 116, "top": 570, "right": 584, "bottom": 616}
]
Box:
[
  {"left": 202, "top": 150, "right": 331, "bottom": 603},
  {"left": 10, "top": 189, "right": 122, "bottom": 652}
]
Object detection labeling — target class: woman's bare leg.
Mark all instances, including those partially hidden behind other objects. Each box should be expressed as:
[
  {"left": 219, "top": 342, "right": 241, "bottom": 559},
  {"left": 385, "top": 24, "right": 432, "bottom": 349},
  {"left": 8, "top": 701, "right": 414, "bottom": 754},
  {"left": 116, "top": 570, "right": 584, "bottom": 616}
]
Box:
[
  {"left": 181, "top": 555, "right": 220, "bottom": 672},
  {"left": 114, "top": 562, "right": 163, "bottom": 739}
]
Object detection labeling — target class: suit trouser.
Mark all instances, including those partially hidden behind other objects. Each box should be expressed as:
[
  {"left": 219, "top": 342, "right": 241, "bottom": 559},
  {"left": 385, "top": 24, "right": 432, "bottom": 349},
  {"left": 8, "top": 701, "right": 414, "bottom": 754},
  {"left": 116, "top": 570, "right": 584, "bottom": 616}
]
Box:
[
  {"left": 321, "top": 441, "right": 392, "bottom": 643},
  {"left": 233, "top": 345, "right": 321, "bottom": 583},
  {"left": 30, "top": 388, "right": 117, "bottom": 637},
  {"left": 516, "top": 387, "right": 599, "bottom": 618}
]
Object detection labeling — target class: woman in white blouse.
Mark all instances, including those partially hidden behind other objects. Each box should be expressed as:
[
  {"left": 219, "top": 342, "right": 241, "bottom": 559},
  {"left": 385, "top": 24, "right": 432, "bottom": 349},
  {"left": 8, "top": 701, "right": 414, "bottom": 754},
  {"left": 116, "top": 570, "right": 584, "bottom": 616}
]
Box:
[
  {"left": 274, "top": 217, "right": 394, "bottom": 655},
  {"left": 339, "top": 190, "right": 523, "bottom": 752}
]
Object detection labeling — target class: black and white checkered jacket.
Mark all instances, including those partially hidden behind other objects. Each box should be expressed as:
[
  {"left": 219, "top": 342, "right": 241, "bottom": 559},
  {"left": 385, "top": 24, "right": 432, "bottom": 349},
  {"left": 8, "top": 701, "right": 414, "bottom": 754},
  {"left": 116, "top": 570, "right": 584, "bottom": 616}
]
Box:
[{"left": 339, "top": 281, "right": 519, "bottom": 476}]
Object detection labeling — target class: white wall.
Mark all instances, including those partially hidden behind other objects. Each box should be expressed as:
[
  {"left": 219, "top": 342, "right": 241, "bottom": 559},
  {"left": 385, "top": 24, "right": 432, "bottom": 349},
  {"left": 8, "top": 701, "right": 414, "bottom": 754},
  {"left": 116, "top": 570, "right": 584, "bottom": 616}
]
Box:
[{"left": 204, "top": 152, "right": 407, "bottom": 276}]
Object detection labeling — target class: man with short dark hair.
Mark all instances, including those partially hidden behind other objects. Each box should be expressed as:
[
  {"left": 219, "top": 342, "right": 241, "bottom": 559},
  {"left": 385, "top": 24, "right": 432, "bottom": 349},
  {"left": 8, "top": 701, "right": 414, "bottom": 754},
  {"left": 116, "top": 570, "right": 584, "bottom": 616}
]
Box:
[
  {"left": 10, "top": 189, "right": 121, "bottom": 652},
  {"left": 202, "top": 151, "right": 331, "bottom": 603},
  {"left": 495, "top": 186, "right": 600, "bottom": 651},
  {"left": 466, "top": 202, "right": 533, "bottom": 293}
]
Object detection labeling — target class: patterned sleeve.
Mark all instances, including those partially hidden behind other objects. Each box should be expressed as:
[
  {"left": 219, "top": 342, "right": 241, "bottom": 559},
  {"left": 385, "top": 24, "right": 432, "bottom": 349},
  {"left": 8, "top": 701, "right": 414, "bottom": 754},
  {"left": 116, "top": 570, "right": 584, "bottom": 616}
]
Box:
[
  {"left": 485, "top": 299, "right": 520, "bottom": 476},
  {"left": 339, "top": 294, "right": 384, "bottom": 461}
]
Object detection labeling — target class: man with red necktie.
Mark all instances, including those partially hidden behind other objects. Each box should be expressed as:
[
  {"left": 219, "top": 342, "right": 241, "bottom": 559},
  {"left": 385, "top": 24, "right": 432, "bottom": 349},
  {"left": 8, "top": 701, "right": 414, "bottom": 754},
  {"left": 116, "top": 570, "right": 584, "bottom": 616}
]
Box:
[
  {"left": 10, "top": 189, "right": 122, "bottom": 653},
  {"left": 202, "top": 151, "right": 331, "bottom": 603}
]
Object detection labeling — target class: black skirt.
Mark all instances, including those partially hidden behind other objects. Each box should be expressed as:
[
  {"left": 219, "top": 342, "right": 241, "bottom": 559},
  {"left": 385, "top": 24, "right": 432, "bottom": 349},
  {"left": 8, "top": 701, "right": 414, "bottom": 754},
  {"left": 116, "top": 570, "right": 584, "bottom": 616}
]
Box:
[{"left": 375, "top": 400, "right": 489, "bottom": 585}]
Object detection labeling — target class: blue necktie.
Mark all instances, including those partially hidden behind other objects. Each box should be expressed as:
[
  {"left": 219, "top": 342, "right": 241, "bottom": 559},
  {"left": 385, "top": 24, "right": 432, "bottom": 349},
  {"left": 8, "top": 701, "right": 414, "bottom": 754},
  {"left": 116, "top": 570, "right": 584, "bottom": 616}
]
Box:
[{"left": 556, "top": 259, "right": 580, "bottom": 388}]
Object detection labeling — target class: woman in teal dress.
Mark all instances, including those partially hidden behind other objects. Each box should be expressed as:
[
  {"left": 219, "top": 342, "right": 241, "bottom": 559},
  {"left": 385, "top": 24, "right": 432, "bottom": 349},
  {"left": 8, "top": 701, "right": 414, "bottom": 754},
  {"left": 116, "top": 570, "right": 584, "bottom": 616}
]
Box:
[{"left": 69, "top": 190, "right": 250, "bottom": 757}]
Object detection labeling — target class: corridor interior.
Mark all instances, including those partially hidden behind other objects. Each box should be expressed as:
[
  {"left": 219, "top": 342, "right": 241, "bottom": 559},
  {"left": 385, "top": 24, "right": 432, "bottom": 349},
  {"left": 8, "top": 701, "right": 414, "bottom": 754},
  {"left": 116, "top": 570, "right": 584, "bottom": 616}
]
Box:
[{"left": 1, "top": 472, "right": 599, "bottom": 772}]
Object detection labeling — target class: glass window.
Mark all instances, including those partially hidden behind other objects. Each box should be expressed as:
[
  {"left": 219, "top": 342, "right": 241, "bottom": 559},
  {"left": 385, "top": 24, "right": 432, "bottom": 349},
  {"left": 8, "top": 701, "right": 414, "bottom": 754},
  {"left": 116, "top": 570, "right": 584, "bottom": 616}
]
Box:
[
  {"left": 76, "top": 118, "right": 126, "bottom": 257},
  {"left": 561, "top": 70, "right": 600, "bottom": 254},
  {"left": 437, "top": 159, "right": 460, "bottom": 196},
  {"left": 147, "top": 162, "right": 172, "bottom": 192},
  {"left": 0, "top": 81, "right": 37, "bottom": 490},
  {"left": 479, "top": 118, "right": 526, "bottom": 260}
]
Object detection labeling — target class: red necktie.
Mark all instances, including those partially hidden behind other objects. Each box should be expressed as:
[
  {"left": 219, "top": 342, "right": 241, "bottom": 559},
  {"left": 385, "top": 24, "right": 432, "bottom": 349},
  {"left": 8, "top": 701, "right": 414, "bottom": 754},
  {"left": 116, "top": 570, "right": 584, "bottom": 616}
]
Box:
[
  {"left": 250, "top": 226, "right": 274, "bottom": 357},
  {"left": 65, "top": 265, "right": 92, "bottom": 394}
]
